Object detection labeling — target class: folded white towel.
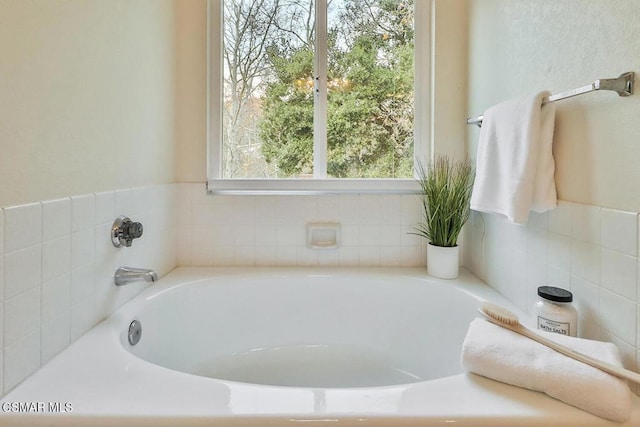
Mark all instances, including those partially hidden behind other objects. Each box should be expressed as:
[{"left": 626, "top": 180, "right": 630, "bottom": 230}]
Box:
[
  {"left": 461, "top": 318, "right": 632, "bottom": 423},
  {"left": 470, "top": 91, "right": 557, "bottom": 224}
]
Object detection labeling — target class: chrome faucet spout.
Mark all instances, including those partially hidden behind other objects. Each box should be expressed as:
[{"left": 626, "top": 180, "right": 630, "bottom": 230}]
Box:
[{"left": 115, "top": 267, "right": 158, "bottom": 286}]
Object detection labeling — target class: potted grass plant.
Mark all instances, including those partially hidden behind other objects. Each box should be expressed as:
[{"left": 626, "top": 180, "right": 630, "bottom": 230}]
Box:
[{"left": 413, "top": 155, "right": 474, "bottom": 279}]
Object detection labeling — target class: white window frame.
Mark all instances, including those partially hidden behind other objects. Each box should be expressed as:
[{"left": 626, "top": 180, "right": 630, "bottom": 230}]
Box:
[{"left": 207, "top": 0, "right": 430, "bottom": 194}]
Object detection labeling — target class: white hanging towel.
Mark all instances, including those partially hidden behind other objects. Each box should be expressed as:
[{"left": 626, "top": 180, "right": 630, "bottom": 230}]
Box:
[{"left": 470, "top": 91, "right": 557, "bottom": 225}]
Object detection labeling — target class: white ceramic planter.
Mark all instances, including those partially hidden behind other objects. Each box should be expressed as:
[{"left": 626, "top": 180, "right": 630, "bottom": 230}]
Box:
[{"left": 427, "top": 243, "right": 459, "bottom": 279}]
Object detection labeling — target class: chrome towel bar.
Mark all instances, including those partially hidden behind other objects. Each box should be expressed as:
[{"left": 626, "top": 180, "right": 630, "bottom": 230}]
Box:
[{"left": 466, "top": 71, "right": 634, "bottom": 127}]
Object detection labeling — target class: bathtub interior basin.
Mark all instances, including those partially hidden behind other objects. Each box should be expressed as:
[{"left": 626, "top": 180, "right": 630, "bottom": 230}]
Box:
[
  {"left": 122, "top": 270, "right": 482, "bottom": 388},
  {"left": 6, "top": 267, "right": 640, "bottom": 427}
]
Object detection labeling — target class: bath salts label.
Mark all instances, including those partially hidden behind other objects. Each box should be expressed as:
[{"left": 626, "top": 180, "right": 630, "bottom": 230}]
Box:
[{"left": 537, "top": 316, "right": 571, "bottom": 336}]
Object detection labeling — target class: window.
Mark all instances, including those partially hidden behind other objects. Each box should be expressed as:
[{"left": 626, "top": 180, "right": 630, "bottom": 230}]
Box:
[{"left": 208, "top": 0, "right": 429, "bottom": 193}]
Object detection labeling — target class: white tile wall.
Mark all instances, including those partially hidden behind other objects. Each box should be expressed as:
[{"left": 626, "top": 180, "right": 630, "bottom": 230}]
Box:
[
  {"left": 4, "top": 246, "right": 42, "bottom": 299},
  {"left": 4, "top": 203, "right": 42, "bottom": 253},
  {"left": 6, "top": 183, "right": 637, "bottom": 397},
  {"left": 1, "top": 184, "right": 177, "bottom": 395},
  {"left": 177, "top": 183, "right": 427, "bottom": 267},
  {"left": 27, "top": 181, "right": 638, "bottom": 398},
  {"left": 467, "top": 201, "right": 640, "bottom": 385},
  {"left": 602, "top": 209, "right": 638, "bottom": 257}
]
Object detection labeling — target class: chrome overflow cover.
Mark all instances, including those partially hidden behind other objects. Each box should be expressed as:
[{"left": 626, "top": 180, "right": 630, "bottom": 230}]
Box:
[{"left": 128, "top": 320, "right": 142, "bottom": 346}]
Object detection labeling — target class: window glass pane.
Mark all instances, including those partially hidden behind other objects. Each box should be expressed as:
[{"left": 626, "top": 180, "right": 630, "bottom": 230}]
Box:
[
  {"left": 223, "top": 0, "right": 316, "bottom": 178},
  {"left": 327, "top": 0, "right": 414, "bottom": 178},
  {"left": 222, "top": 0, "right": 414, "bottom": 180}
]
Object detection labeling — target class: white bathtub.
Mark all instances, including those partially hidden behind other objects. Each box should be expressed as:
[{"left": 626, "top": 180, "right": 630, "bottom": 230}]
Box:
[{"left": 2, "top": 267, "right": 640, "bottom": 426}]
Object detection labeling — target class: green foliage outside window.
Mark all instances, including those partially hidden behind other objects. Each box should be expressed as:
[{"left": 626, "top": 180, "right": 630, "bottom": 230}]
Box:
[{"left": 223, "top": 0, "right": 414, "bottom": 179}]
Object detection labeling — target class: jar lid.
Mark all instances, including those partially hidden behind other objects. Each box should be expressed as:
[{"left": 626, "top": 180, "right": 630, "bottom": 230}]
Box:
[{"left": 538, "top": 286, "right": 573, "bottom": 303}]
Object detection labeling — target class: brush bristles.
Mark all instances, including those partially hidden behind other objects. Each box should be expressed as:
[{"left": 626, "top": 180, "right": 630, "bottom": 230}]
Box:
[{"left": 480, "top": 302, "right": 520, "bottom": 326}]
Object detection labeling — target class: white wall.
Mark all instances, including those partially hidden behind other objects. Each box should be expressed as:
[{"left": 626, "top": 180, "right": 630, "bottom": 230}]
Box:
[
  {"left": 0, "top": 184, "right": 177, "bottom": 395},
  {"left": 465, "top": 0, "right": 640, "bottom": 384},
  {"left": 0, "top": 0, "right": 180, "bottom": 395},
  {"left": 0, "top": 0, "right": 177, "bottom": 208},
  {"left": 431, "top": 0, "right": 468, "bottom": 161},
  {"left": 178, "top": 184, "right": 426, "bottom": 267},
  {"left": 467, "top": 0, "right": 640, "bottom": 212},
  {"left": 175, "top": 0, "right": 208, "bottom": 183}
]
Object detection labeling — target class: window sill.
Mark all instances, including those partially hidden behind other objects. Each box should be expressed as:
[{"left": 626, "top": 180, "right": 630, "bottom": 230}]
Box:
[{"left": 207, "top": 179, "right": 421, "bottom": 195}]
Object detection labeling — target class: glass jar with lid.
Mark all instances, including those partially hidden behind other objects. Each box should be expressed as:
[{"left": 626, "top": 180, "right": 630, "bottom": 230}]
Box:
[{"left": 534, "top": 286, "right": 578, "bottom": 337}]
